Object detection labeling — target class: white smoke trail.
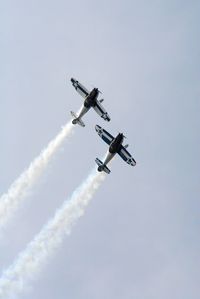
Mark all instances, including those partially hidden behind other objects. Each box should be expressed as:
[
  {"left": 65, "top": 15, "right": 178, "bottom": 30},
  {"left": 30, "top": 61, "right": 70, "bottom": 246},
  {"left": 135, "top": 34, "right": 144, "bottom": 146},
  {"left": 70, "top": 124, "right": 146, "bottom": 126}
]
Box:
[
  {"left": 0, "top": 169, "right": 105, "bottom": 299},
  {"left": 0, "top": 121, "right": 74, "bottom": 230}
]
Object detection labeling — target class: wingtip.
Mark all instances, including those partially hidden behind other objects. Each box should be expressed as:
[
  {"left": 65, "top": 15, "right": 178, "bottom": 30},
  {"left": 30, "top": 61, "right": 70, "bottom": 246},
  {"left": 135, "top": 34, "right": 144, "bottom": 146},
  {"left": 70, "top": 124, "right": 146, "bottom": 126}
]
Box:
[
  {"left": 71, "top": 77, "right": 75, "bottom": 83},
  {"left": 95, "top": 124, "right": 101, "bottom": 131}
]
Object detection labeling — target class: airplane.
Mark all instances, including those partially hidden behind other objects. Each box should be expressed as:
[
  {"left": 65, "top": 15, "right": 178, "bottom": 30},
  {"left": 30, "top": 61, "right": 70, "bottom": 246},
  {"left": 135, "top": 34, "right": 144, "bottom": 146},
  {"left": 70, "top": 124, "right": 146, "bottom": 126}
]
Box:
[
  {"left": 95, "top": 125, "right": 136, "bottom": 174},
  {"left": 70, "top": 78, "right": 111, "bottom": 127}
]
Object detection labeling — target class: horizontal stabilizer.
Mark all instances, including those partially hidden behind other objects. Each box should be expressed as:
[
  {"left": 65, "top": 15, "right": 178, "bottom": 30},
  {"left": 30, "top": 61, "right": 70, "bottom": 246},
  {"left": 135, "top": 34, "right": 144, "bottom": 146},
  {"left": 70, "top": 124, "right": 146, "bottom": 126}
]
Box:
[
  {"left": 99, "top": 99, "right": 104, "bottom": 103},
  {"left": 95, "top": 158, "right": 111, "bottom": 174},
  {"left": 70, "top": 111, "right": 85, "bottom": 127}
]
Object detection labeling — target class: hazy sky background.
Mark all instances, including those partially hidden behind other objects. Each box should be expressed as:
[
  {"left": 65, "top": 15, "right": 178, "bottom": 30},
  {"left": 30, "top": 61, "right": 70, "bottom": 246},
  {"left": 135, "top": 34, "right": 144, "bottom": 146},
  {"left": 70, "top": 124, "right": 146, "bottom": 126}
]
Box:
[{"left": 1, "top": 0, "right": 200, "bottom": 298}]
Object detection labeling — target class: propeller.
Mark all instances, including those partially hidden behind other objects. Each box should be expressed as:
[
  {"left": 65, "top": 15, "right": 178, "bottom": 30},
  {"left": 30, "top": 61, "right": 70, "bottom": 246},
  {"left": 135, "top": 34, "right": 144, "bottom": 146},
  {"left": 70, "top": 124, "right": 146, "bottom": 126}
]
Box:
[
  {"left": 118, "top": 132, "right": 126, "bottom": 139},
  {"left": 91, "top": 84, "right": 102, "bottom": 94}
]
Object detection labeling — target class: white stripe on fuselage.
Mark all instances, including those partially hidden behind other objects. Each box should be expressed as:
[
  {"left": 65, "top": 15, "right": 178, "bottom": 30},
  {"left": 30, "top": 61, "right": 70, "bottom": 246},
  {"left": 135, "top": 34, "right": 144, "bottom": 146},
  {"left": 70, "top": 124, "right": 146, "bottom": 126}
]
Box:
[
  {"left": 77, "top": 105, "right": 90, "bottom": 120},
  {"left": 103, "top": 151, "right": 115, "bottom": 166}
]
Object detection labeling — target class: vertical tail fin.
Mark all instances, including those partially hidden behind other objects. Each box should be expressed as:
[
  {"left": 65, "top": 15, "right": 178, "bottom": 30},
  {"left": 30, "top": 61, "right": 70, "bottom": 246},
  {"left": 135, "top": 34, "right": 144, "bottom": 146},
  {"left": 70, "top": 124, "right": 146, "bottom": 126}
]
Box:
[
  {"left": 95, "top": 158, "right": 111, "bottom": 174},
  {"left": 70, "top": 111, "right": 85, "bottom": 127}
]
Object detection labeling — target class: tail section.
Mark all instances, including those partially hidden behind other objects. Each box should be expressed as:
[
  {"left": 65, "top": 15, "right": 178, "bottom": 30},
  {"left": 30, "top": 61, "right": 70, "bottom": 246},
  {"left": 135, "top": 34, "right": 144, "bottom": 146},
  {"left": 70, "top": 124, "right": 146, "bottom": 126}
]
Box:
[
  {"left": 70, "top": 111, "right": 85, "bottom": 127},
  {"left": 95, "top": 158, "right": 111, "bottom": 174}
]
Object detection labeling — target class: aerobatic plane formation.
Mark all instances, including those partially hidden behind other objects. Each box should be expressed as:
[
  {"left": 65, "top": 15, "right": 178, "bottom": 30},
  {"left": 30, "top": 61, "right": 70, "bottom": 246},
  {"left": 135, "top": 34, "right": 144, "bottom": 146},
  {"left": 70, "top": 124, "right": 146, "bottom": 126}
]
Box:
[{"left": 70, "top": 77, "right": 136, "bottom": 174}]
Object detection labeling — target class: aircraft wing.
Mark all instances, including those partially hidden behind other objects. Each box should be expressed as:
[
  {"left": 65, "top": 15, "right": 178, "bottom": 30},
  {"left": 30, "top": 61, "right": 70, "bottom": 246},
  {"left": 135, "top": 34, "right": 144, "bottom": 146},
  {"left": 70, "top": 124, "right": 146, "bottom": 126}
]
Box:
[
  {"left": 95, "top": 125, "right": 114, "bottom": 145},
  {"left": 93, "top": 100, "right": 111, "bottom": 122},
  {"left": 118, "top": 145, "right": 136, "bottom": 166},
  {"left": 71, "top": 78, "right": 89, "bottom": 99}
]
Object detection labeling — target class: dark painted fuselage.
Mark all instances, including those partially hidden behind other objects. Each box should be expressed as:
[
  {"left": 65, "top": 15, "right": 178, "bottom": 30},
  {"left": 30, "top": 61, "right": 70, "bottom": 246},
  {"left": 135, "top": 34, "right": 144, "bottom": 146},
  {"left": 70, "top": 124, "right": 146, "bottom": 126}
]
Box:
[
  {"left": 84, "top": 88, "right": 99, "bottom": 108},
  {"left": 109, "top": 133, "right": 124, "bottom": 154}
]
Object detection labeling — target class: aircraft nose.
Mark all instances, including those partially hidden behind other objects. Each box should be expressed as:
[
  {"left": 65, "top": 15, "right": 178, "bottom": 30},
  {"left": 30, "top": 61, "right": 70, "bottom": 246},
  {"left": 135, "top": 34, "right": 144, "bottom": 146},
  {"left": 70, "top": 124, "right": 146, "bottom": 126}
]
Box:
[{"left": 71, "top": 78, "right": 75, "bottom": 83}]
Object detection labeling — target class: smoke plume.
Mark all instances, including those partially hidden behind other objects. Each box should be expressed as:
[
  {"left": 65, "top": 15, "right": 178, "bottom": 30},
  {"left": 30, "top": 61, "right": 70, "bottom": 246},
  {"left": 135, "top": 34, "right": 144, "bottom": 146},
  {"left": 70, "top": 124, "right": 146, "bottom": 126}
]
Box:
[
  {"left": 0, "top": 122, "right": 74, "bottom": 230},
  {"left": 0, "top": 169, "right": 105, "bottom": 298}
]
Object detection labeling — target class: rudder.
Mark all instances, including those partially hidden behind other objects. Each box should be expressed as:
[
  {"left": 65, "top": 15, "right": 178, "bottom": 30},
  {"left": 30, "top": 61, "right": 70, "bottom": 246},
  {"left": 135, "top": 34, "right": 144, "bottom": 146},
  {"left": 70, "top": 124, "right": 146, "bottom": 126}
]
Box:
[
  {"left": 70, "top": 111, "right": 85, "bottom": 127},
  {"left": 95, "top": 158, "right": 110, "bottom": 174}
]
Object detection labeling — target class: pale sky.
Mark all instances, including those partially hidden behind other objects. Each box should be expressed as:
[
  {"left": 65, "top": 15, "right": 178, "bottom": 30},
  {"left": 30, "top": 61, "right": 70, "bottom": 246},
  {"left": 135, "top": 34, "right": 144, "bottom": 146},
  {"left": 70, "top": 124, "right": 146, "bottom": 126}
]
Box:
[{"left": 1, "top": 0, "right": 200, "bottom": 298}]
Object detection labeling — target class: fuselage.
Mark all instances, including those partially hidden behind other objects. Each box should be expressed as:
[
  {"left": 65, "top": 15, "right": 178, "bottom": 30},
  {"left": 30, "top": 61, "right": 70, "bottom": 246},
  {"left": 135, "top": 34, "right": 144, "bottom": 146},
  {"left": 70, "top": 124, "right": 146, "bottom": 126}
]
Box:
[
  {"left": 109, "top": 133, "right": 124, "bottom": 154},
  {"left": 84, "top": 88, "right": 99, "bottom": 108},
  {"left": 101, "top": 133, "right": 124, "bottom": 167}
]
